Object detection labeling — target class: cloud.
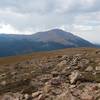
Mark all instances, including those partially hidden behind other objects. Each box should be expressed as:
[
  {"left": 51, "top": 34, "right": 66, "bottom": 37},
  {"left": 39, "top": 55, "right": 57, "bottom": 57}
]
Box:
[{"left": 0, "top": 0, "right": 100, "bottom": 43}]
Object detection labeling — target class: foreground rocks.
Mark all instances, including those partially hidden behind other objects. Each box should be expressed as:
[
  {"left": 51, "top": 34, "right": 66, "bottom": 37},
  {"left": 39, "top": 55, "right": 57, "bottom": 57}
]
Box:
[{"left": 0, "top": 48, "right": 100, "bottom": 100}]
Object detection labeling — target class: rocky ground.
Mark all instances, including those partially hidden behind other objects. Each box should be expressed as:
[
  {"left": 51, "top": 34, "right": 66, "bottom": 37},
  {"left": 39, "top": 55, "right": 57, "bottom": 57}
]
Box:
[{"left": 0, "top": 48, "right": 100, "bottom": 100}]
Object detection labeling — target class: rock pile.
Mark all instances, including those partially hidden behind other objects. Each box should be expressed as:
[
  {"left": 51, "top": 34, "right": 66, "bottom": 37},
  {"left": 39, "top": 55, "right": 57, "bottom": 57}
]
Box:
[{"left": 0, "top": 50, "right": 100, "bottom": 100}]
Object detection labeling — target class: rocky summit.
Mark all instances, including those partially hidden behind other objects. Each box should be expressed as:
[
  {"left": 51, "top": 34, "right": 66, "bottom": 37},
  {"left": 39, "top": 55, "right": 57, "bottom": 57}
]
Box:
[{"left": 0, "top": 48, "right": 100, "bottom": 100}]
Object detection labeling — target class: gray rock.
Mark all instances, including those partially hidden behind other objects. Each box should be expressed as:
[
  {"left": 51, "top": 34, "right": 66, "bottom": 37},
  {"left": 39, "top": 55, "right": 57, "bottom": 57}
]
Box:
[
  {"left": 38, "top": 94, "right": 45, "bottom": 100},
  {"left": 24, "top": 94, "right": 29, "bottom": 100},
  {"left": 32, "top": 91, "right": 42, "bottom": 98},
  {"left": 51, "top": 71, "right": 59, "bottom": 77},
  {"left": 60, "top": 55, "right": 69, "bottom": 61},
  {"left": 69, "top": 70, "right": 81, "bottom": 84},
  {"left": 85, "top": 66, "right": 93, "bottom": 72},
  {"left": 51, "top": 77, "right": 61, "bottom": 86},
  {"left": 80, "top": 92, "right": 94, "bottom": 100},
  {"left": 95, "top": 66, "right": 100, "bottom": 71},
  {"left": 57, "top": 60, "right": 67, "bottom": 67},
  {"left": 1, "top": 94, "right": 14, "bottom": 100},
  {"left": 96, "top": 50, "right": 100, "bottom": 54},
  {"left": 0, "top": 81, "right": 6, "bottom": 86},
  {"left": 55, "top": 90, "right": 77, "bottom": 100}
]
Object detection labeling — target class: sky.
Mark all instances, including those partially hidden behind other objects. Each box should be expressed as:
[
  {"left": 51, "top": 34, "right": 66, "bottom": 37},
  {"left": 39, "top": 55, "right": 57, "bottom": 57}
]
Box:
[{"left": 0, "top": 0, "right": 100, "bottom": 44}]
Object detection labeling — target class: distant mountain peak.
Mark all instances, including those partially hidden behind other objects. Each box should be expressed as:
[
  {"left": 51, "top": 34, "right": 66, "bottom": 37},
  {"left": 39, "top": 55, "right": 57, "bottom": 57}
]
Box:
[
  {"left": 0, "top": 29, "right": 94, "bottom": 57},
  {"left": 32, "top": 28, "right": 94, "bottom": 46},
  {"left": 41, "top": 28, "right": 71, "bottom": 34},
  {"left": 47, "top": 28, "right": 65, "bottom": 32}
]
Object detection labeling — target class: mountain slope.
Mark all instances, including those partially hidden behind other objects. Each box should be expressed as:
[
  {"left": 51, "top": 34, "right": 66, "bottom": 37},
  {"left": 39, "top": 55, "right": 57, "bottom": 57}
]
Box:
[
  {"left": 32, "top": 29, "right": 93, "bottom": 47},
  {"left": 0, "top": 29, "right": 94, "bottom": 57}
]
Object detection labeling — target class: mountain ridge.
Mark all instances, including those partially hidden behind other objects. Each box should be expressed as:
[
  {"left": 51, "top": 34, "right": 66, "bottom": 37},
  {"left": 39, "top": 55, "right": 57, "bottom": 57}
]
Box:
[
  {"left": 32, "top": 29, "right": 93, "bottom": 46},
  {"left": 0, "top": 29, "right": 95, "bottom": 57}
]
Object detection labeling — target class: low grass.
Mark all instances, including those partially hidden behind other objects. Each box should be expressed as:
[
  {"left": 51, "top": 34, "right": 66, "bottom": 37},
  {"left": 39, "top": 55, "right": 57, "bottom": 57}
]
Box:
[{"left": 0, "top": 48, "right": 99, "bottom": 65}]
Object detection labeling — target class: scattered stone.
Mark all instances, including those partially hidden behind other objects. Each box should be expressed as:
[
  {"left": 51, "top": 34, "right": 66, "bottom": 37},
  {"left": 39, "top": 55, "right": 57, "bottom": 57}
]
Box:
[
  {"left": 78, "top": 59, "right": 89, "bottom": 69},
  {"left": 95, "top": 66, "right": 100, "bottom": 71},
  {"left": 70, "top": 57, "right": 78, "bottom": 66},
  {"left": 98, "top": 83, "right": 100, "bottom": 88},
  {"left": 51, "top": 71, "right": 59, "bottom": 77},
  {"left": 38, "top": 94, "right": 45, "bottom": 100},
  {"left": 60, "top": 55, "right": 69, "bottom": 61},
  {"left": 51, "top": 89, "right": 62, "bottom": 95},
  {"left": 57, "top": 60, "right": 67, "bottom": 67},
  {"left": 32, "top": 91, "right": 42, "bottom": 98},
  {"left": 40, "top": 74, "right": 52, "bottom": 83},
  {"left": 80, "top": 92, "right": 94, "bottom": 100},
  {"left": 56, "top": 90, "right": 77, "bottom": 100},
  {"left": 24, "top": 94, "right": 29, "bottom": 100},
  {"left": 69, "top": 70, "right": 81, "bottom": 84},
  {"left": 70, "top": 85, "right": 76, "bottom": 89},
  {"left": 0, "top": 81, "right": 6, "bottom": 86},
  {"left": 85, "top": 66, "right": 93, "bottom": 72},
  {"left": 0, "top": 49, "right": 100, "bottom": 100},
  {"left": 96, "top": 50, "right": 100, "bottom": 54},
  {"left": 43, "top": 82, "right": 51, "bottom": 93},
  {"left": 1, "top": 94, "right": 14, "bottom": 100},
  {"left": 50, "top": 77, "right": 61, "bottom": 86},
  {"left": 13, "top": 93, "right": 23, "bottom": 100}
]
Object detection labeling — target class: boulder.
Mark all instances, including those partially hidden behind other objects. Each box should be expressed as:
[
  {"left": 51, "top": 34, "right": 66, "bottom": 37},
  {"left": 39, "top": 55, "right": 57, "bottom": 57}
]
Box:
[
  {"left": 1, "top": 94, "right": 15, "bottom": 100},
  {"left": 0, "top": 81, "right": 6, "bottom": 86},
  {"left": 51, "top": 89, "right": 62, "bottom": 95},
  {"left": 85, "top": 66, "right": 93, "bottom": 72},
  {"left": 55, "top": 90, "right": 77, "bottom": 100},
  {"left": 50, "top": 77, "right": 61, "bottom": 86},
  {"left": 51, "top": 71, "right": 59, "bottom": 77},
  {"left": 69, "top": 70, "right": 81, "bottom": 84},
  {"left": 1, "top": 93, "right": 23, "bottom": 100},
  {"left": 57, "top": 60, "right": 67, "bottom": 67},
  {"left": 78, "top": 59, "right": 90, "bottom": 68},
  {"left": 32, "top": 91, "right": 42, "bottom": 98},
  {"left": 24, "top": 94, "right": 29, "bottom": 100},
  {"left": 81, "top": 72, "right": 100, "bottom": 82},
  {"left": 43, "top": 82, "right": 51, "bottom": 93},
  {"left": 38, "top": 94, "right": 45, "bottom": 100},
  {"left": 95, "top": 66, "right": 100, "bottom": 71},
  {"left": 80, "top": 92, "right": 94, "bottom": 100},
  {"left": 95, "top": 50, "right": 100, "bottom": 54},
  {"left": 60, "top": 55, "right": 69, "bottom": 61},
  {"left": 70, "top": 58, "right": 78, "bottom": 66}
]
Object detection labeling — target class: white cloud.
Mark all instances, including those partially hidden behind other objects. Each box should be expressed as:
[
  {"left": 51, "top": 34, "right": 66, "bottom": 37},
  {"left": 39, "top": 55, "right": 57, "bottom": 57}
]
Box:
[
  {"left": 0, "top": 24, "right": 31, "bottom": 34},
  {"left": 0, "top": 0, "right": 100, "bottom": 43}
]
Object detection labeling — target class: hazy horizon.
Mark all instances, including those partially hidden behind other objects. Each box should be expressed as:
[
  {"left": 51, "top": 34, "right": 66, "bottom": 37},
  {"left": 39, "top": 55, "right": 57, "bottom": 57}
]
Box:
[{"left": 0, "top": 0, "right": 100, "bottom": 43}]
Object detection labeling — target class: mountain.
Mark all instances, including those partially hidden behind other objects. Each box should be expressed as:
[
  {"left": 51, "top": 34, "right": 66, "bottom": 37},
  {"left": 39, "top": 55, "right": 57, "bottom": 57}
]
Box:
[
  {"left": 95, "top": 44, "right": 100, "bottom": 48},
  {"left": 32, "top": 29, "right": 93, "bottom": 47},
  {"left": 0, "top": 29, "right": 94, "bottom": 57}
]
